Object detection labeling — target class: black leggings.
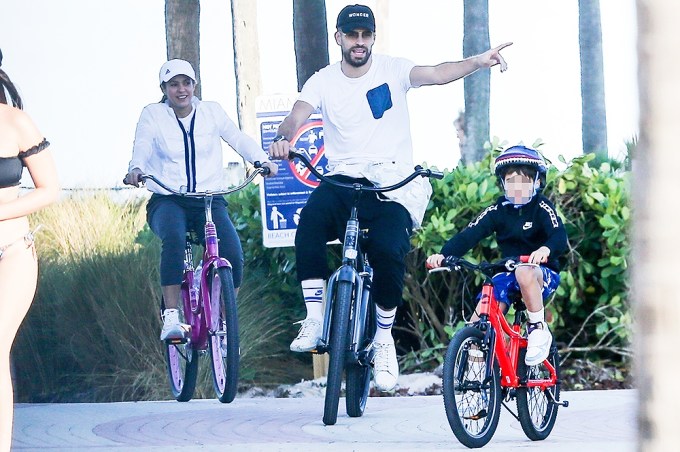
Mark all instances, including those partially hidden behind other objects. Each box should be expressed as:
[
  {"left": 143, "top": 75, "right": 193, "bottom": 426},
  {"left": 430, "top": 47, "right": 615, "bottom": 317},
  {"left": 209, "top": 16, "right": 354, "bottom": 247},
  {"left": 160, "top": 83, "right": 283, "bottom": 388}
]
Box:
[
  {"left": 294, "top": 177, "right": 413, "bottom": 310},
  {"left": 147, "top": 194, "right": 244, "bottom": 287}
]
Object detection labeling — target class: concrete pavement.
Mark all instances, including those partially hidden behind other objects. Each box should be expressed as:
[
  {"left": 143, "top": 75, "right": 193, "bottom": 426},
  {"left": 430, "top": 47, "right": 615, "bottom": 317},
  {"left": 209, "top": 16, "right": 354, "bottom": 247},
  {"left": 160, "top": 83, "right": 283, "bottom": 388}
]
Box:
[{"left": 12, "top": 389, "right": 636, "bottom": 451}]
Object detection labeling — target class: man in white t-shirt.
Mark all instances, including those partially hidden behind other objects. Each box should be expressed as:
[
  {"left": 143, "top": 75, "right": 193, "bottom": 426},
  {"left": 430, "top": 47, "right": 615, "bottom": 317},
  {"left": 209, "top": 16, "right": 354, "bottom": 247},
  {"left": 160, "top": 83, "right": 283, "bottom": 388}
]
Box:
[{"left": 269, "top": 4, "right": 511, "bottom": 392}]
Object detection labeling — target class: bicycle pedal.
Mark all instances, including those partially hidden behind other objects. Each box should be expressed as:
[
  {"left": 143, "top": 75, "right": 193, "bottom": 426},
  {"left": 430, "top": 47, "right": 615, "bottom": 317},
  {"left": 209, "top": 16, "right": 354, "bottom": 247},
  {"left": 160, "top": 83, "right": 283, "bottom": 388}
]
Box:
[
  {"left": 165, "top": 337, "right": 188, "bottom": 345},
  {"left": 463, "top": 409, "right": 487, "bottom": 421}
]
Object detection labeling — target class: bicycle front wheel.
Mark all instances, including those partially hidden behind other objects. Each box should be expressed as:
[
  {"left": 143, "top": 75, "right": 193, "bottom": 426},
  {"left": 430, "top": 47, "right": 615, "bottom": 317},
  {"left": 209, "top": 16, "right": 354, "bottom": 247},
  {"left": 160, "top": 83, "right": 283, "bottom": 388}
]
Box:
[
  {"left": 516, "top": 343, "right": 561, "bottom": 440},
  {"left": 345, "top": 294, "right": 375, "bottom": 418},
  {"left": 164, "top": 300, "right": 199, "bottom": 402},
  {"left": 442, "top": 326, "right": 501, "bottom": 448},
  {"left": 207, "top": 266, "right": 240, "bottom": 403},
  {"left": 323, "top": 279, "right": 354, "bottom": 426}
]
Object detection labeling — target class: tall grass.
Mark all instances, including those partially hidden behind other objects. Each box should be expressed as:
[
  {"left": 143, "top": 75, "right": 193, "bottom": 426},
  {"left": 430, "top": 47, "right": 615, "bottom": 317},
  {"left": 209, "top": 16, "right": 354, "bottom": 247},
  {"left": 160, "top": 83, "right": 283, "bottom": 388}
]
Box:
[{"left": 12, "top": 192, "right": 293, "bottom": 402}]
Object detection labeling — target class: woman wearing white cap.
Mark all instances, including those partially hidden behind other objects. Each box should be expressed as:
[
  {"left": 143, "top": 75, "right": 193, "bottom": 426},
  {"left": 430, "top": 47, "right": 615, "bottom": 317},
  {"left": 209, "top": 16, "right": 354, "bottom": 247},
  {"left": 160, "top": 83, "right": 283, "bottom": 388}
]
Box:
[{"left": 124, "top": 59, "right": 277, "bottom": 340}]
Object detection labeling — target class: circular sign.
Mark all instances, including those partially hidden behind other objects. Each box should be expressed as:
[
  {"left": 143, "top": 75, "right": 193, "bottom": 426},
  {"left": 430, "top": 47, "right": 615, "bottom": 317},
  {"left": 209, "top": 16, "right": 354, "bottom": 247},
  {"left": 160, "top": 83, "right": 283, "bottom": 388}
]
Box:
[{"left": 289, "top": 120, "right": 327, "bottom": 188}]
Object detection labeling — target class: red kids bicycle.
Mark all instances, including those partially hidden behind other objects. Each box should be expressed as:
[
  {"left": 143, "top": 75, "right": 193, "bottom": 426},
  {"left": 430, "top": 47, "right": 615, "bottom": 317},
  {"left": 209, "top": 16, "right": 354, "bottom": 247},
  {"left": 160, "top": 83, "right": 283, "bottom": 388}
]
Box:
[{"left": 429, "top": 256, "right": 568, "bottom": 448}]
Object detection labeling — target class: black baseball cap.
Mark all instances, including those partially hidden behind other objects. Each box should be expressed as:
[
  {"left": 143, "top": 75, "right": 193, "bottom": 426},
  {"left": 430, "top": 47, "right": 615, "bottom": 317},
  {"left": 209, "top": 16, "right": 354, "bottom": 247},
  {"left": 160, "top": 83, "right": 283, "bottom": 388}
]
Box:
[{"left": 336, "top": 4, "right": 375, "bottom": 33}]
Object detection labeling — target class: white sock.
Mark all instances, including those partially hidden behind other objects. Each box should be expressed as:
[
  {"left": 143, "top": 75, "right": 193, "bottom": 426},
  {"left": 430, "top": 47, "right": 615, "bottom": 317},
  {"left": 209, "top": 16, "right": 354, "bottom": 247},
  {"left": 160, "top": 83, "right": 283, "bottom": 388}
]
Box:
[
  {"left": 373, "top": 305, "right": 396, "bottom": 344},
  {"left": 527, "top": 307, "right": 545, "bottom": 324},
  {"left": 302, "top": 279, "right": 324, "bottom": 321}
]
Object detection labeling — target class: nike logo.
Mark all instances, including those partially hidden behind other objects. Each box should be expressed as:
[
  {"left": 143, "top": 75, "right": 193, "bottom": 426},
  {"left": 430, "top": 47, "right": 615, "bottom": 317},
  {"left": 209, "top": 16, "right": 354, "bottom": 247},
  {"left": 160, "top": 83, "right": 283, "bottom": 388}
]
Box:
[{"left": 523, "top": 222, "right": 533, "bottom": 230}]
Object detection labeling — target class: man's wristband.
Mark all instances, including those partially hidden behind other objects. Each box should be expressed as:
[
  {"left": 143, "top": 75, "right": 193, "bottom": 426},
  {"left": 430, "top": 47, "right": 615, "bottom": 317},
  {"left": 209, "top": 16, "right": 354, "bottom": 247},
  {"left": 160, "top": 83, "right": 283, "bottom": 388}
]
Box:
[{"left": 272, "top": 134, "right": 288, "bottom": 143}]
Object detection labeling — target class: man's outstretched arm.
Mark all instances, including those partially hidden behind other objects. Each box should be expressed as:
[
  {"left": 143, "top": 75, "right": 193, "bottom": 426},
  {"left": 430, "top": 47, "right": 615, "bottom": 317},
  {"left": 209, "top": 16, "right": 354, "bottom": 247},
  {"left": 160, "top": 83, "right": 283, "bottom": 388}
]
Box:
[{"left": 410, "top": 42, "right": 512, "bottom": 88}]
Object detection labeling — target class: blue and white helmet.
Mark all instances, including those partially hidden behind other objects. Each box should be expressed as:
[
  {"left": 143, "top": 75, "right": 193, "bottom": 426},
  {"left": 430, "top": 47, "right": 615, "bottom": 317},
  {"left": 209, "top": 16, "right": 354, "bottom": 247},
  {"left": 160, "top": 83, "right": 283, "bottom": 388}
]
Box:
[{"left": 494, "top": 145, "right": 548, "bottom": 178}]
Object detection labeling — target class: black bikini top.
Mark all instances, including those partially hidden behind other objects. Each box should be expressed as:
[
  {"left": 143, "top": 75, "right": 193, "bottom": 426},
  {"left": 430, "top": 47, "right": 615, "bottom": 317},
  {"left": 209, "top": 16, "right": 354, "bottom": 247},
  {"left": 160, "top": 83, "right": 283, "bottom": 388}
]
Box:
[{"left": 0, "top": 138, "right": 50, "bottom": 188}]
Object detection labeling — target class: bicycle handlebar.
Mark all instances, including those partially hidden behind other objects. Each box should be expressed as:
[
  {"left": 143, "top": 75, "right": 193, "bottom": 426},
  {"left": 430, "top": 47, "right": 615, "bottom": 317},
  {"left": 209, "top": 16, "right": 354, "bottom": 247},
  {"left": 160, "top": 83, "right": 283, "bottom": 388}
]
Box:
[
  {"left": 131, "top": 162, "right": 270, "bottom": 197},
  {"left": 288, "top": 150, "right": 444, "bottom": 193},
  {"left": 428, "top": 255, "right": 530, "bottom": 276}
]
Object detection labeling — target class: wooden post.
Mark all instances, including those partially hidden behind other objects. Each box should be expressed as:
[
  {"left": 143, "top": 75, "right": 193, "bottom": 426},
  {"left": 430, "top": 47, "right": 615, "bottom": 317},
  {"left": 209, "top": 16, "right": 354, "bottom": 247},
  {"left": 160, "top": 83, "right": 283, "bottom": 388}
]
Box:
[{"left": 313, "top": 353, "right": 329, "bottom": 379}]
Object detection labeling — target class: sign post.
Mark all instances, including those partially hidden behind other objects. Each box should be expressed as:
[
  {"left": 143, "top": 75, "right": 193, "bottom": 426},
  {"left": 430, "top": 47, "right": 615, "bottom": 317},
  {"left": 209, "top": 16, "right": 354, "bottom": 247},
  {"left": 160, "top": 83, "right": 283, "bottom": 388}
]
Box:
[{"left": 256, "top": 95, "right": 329, "bottom": 377}]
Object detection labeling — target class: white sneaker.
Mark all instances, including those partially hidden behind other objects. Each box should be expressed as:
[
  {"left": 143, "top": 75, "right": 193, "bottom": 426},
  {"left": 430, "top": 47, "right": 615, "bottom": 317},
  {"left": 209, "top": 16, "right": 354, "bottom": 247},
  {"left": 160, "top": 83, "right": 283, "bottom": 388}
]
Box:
[
  {"left": 372, "top": 342, "right": 399, "bottom": 392},
  {"left": 525, "top": 322, "right": 552, "bottom": 366},
  {"left": 160, "top": 308, "right": 190, "bottom": 340},
  {"left": 289, "top": 318, "right": 323, "bottom": 352}
]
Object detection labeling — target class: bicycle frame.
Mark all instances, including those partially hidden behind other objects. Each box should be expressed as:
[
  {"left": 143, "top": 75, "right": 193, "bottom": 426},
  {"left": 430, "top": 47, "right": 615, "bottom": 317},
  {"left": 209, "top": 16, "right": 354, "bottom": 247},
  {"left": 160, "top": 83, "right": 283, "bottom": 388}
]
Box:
[
  {"left": 477, "top": 282, "right": 558, "bottom": 391},
  {"left": 434, "top": 257, "right": 558, "bottom": 391},
  {"left": 180, "top": 201, "right": 232, "bottom": 350},
  {"left": 143, "top": 167, "right": 267, "bottom": 348},
  {"left": 319, "top": 189, "right": 374, "bottom": 366}
]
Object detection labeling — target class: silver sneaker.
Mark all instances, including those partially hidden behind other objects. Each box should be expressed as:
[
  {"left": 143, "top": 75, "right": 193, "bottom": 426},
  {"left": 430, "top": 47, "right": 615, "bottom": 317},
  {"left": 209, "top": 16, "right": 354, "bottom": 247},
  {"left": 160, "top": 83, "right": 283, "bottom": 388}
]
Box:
[
  {"left": 160, "top": 308, "right": 190, "bottom": 341},
  {"left": 289, "top": 318, "right": 323, "bottom": 352},
  {"left": 525, "top": 321, "right": 552, "bottom": 366},
  {"left": 372, "top": 342, "right": 399, "bottom": 391}
]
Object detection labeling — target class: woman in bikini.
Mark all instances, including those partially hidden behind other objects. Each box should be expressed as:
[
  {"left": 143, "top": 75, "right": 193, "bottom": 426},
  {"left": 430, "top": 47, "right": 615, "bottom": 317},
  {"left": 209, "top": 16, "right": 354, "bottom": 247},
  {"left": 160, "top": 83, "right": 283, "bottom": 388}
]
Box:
[{"left": 0, "top": 49, "right": 59, "bottom": 451}]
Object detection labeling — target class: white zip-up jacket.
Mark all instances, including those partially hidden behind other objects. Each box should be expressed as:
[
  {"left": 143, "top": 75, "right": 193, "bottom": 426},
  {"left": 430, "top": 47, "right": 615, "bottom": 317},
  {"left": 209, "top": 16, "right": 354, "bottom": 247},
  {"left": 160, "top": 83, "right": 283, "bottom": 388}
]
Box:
[{"left": 128, "top": 97, "right": 269, "bottom": 194}]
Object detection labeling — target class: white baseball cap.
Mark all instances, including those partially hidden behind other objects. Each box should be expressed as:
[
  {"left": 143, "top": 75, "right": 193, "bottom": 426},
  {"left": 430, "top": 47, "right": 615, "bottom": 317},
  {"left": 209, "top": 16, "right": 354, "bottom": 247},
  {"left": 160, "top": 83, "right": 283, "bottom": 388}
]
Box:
[{"left": 159, "top": 59, "right": 196, "bottom": 84}]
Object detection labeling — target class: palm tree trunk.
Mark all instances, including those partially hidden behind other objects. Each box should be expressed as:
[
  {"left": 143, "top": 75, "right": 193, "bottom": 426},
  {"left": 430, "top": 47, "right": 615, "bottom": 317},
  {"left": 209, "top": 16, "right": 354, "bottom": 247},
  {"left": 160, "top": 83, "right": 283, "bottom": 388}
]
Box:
[
  {"left": 293, "top": 0, "right": 329, "bottom": 90},
  {"left": 230, "top": 0, "right": 262, "bottom": 137},
  {"left": 578, "top": 0, "right": 608, "bottom": 160},
  {"left": 165, "top": 0, "right": 201, "bottom": 99},
  {"left": 461, "top": 0, "right": 490, "bottom": 164}
]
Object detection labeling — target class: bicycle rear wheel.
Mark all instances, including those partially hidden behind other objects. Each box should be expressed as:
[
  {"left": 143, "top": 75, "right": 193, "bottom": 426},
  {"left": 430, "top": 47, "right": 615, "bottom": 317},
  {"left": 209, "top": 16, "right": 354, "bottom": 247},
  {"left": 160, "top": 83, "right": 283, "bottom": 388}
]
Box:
[
  {"left": 323, "top": 279, "right": 354, "bottom": 426},
  {"left": 442, "top": 326, "right": 501, "bottom": 448},
  {"left": 516, "top": 343, "right": 561, "bottom": 440},
  {"left": 163, "top": 298, "right": 199, "bottom": 402},
  {"left": 345, "top": 293, "right": 375, "bottom": 418},
  {"left": 207, "top": 266, "right": 240, "bottom": 403}
]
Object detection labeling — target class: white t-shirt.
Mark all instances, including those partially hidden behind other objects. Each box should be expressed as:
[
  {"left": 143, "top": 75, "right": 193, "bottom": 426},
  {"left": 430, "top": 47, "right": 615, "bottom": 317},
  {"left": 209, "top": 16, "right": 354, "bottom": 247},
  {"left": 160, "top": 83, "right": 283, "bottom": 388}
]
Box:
[{"left": 298, "top": 54, "right": 432, "bottom": 228}]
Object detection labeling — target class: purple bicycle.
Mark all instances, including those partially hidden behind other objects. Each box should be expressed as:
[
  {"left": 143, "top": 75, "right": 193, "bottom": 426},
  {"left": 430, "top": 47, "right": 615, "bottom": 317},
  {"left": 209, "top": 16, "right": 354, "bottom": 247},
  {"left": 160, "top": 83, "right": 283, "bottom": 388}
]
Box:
[{"left": 138, "top": 164, "right": 269, "bottom": 402}]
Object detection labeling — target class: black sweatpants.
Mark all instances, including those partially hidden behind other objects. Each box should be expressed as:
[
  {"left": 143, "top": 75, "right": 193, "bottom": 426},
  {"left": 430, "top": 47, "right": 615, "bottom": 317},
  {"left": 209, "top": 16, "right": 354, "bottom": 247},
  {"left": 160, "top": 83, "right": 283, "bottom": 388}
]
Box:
[
  {"left": 147, "top": 194, "right": 244, "bottom": 288},
  {"left": 294, "top": 176, "right": 413, "bottom": 310}
]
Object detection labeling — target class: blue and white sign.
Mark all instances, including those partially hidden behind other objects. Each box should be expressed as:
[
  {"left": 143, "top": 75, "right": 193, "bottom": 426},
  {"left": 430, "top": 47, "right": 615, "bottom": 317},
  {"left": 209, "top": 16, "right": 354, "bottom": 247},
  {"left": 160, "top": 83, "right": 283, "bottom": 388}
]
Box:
[{"left": 257, "top": 95, "right": 327, "bottom": 248}]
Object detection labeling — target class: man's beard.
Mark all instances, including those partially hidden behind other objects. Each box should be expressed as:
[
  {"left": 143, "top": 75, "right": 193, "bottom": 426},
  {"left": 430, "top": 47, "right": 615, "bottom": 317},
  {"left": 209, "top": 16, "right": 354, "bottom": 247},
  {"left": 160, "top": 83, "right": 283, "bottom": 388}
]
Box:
[{"left": 343, "top": 46, "right": 371, "bottom": 68}]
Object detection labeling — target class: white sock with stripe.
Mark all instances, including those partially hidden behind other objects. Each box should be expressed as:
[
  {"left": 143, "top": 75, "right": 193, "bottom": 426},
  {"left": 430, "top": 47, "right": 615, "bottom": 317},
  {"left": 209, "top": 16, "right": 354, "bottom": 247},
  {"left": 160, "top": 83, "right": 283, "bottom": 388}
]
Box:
[
  {"left": 302, "top": 279, "right": 324, "bottom": 321},
  {"left": 373, "top": 305, "right": 396, "bottom": 344}
]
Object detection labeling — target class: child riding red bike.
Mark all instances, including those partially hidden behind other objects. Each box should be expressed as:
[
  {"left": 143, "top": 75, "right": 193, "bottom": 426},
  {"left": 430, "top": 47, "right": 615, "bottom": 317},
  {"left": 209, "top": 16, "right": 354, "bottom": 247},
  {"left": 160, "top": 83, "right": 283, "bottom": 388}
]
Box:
[{"left": 427, "top": 145, "right": 568, "bottom": 366}]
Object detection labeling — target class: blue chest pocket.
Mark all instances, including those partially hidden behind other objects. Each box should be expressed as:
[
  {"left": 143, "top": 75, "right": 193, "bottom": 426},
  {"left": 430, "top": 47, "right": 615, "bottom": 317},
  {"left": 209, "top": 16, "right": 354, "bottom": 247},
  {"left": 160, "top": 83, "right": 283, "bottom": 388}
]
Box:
[{"left": 366, "top": 83, "right": 393, "bottom": 119}]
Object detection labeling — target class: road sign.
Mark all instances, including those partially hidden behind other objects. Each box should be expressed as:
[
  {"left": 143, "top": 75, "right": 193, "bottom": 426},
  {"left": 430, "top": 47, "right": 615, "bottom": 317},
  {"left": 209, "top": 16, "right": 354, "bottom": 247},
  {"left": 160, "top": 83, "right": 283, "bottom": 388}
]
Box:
[{"left": 257, "top": 95, "right": 327, "bottom": 248}]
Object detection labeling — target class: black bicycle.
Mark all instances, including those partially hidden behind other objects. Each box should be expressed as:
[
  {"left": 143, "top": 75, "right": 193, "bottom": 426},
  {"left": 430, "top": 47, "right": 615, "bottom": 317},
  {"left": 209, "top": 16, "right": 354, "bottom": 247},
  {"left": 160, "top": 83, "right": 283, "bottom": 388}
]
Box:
[{"left": 289, "top": 150, "right": 443, "bottom": 425}]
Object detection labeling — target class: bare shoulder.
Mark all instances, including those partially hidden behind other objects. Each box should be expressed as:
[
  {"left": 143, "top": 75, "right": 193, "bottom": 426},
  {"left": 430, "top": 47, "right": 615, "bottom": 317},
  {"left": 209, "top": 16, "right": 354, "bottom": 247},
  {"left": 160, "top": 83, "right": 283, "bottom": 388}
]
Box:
[{"left": 4, "top": 106, "right": 44, "bottom": 151}]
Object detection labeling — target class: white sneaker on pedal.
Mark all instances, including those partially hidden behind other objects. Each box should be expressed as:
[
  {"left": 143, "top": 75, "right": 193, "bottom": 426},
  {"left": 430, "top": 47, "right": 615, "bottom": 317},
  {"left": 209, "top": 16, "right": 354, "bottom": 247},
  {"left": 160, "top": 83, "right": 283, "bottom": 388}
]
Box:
[
  {"left": 525, "top": 321, "right": 552, "bottom": 366},
  {"left": 160, "top": 308, "right": 190, "bottom": 341},
  {"left": 372, "top": 341, "right": 399, "bottom": 392},
  {"left": 289, "top": 318, "right": 322, "bottom": 352}
]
